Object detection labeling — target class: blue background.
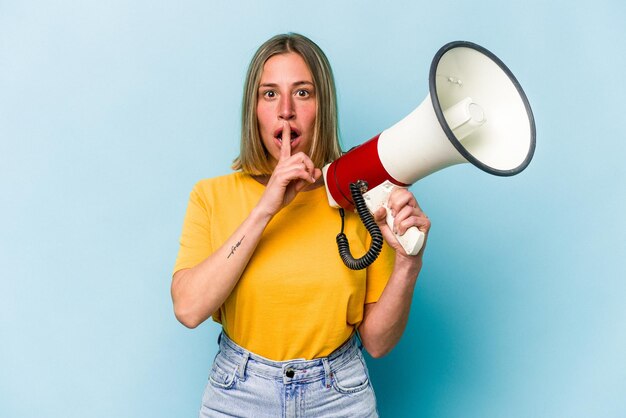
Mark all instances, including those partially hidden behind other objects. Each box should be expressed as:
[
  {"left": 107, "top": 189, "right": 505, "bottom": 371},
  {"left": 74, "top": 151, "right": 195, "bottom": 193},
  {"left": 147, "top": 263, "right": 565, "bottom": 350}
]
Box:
[{"left": 1, "top": 1, "right": 625, "bottom": 417}]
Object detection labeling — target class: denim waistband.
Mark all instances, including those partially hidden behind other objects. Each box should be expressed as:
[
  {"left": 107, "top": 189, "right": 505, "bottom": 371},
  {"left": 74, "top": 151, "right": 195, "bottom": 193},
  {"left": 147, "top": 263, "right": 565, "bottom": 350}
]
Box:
[{"left": 216, "top": 331, "right": 362, "bottom": 385}]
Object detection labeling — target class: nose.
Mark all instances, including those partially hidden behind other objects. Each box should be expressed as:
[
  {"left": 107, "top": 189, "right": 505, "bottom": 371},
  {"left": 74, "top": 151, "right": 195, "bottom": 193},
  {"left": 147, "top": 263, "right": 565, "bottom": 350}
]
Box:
[{"left": 278, "top": 95, "right": 295, "bottom": 120}]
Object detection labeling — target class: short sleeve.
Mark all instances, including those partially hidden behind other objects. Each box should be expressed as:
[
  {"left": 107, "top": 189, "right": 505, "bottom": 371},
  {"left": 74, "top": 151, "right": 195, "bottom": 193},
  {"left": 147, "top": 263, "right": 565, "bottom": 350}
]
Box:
[
  {"left": 364, "top": 240, "right": 395, "bottom": 304},
  {"left": 172, "top": 183, "right": 213, "bottom": 275}
]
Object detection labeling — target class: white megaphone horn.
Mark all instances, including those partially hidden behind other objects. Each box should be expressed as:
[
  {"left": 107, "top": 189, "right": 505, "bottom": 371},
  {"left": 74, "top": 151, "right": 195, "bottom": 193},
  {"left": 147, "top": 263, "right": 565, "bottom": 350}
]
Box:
[{"left": 323, "top": 41, "right": 536, "bottom": 269}]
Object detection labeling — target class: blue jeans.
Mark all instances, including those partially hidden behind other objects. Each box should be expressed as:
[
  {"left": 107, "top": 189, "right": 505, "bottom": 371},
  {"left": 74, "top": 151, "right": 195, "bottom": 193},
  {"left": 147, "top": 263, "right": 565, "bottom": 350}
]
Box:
[{"left": 199, "top": 331, "right": 379, "bottom": 417}]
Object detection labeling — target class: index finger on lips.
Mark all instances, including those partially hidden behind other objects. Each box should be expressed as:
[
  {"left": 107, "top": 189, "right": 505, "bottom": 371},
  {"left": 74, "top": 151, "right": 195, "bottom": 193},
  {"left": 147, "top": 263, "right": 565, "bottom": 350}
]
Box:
[{"left": 280, "top": 121, "right": 291, "bottom": 160}]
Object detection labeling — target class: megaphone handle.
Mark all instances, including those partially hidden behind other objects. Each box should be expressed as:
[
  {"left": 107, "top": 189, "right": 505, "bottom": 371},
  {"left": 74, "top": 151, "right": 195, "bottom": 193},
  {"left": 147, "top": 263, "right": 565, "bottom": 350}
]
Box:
[
  {"left": 385, "top": 208, "right": 425, "bottom": 256},
  {"left": 363, "top": 181, "right": 425, "bottom": 256}
]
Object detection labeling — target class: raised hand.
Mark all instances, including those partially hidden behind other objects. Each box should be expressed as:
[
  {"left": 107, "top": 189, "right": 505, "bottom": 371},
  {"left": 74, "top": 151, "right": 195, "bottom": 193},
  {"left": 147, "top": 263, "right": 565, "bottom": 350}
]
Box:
[{"left": 257, "top": 121, "right": 322, "bottom": 217}]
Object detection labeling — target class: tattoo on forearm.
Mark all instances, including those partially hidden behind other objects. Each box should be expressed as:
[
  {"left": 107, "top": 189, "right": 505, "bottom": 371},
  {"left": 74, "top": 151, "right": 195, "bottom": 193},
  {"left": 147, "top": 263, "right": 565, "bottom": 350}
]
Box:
[{"left": 227, "top": 236, "right": 245, "bottom": 259}]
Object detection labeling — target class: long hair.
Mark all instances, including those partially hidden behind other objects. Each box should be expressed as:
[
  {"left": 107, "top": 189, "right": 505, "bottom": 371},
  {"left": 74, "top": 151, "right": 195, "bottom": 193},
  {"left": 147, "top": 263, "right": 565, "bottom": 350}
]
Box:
[{"left": 232, "top": 33, "right": 341, "bottom": 175}]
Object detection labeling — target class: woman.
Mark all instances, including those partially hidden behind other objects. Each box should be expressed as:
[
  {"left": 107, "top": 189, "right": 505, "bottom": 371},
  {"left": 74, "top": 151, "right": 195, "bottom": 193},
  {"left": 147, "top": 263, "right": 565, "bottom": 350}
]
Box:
[{"left": 172, "top": 33, "right": 430, "bottom": 417}]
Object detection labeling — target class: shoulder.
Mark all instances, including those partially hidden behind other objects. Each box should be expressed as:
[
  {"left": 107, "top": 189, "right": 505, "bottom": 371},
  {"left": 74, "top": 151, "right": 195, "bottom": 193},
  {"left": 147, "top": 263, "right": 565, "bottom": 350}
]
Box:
[
  {"left": 193, "top": 172, "right": 250, "bottom": 193},
  {"left": 190, "top": 172, "right": 261, "bottom": 205}
]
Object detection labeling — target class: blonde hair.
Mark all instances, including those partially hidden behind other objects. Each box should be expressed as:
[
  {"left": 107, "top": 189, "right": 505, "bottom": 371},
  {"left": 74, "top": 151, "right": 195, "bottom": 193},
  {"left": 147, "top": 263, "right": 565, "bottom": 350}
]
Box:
[{"left": 232, "top": 33, "right": 342, "bottom": 175}]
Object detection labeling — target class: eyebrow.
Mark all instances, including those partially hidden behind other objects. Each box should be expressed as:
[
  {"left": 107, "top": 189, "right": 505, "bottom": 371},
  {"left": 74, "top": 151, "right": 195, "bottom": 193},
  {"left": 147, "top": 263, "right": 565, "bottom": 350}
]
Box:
[{"left": 258, "top": 81, "right": 315, "bottom": 88}]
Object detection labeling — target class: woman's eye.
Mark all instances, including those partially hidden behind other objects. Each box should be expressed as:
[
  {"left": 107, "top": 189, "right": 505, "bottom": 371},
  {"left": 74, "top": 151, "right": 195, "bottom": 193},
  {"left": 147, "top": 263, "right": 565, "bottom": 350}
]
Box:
[
  {"left": 296, "top": 89, "right": 310, "bottom": 98},
  {"left": 263, "top": 90, "right": 276, "bottom": 99}
]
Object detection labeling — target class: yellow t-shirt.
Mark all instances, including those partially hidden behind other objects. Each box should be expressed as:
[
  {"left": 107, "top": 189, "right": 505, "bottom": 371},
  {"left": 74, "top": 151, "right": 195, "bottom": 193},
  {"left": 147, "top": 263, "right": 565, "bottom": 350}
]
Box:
[{"left": 173, "top": 172, "right": 395, "bottom": 360}]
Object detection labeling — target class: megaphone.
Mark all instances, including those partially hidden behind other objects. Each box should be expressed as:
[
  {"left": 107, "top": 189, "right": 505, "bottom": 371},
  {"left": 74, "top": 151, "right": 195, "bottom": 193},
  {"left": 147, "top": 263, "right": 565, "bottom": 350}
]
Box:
[{"left": 323, "top": 41, "right": 536, "bottom": 269}]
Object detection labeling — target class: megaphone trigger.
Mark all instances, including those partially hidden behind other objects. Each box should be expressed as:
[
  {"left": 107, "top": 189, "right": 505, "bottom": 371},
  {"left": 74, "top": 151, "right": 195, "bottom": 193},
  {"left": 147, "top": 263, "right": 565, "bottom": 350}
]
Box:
[{"left": 363, "top": 180, "right": 425, "bottom": 256}]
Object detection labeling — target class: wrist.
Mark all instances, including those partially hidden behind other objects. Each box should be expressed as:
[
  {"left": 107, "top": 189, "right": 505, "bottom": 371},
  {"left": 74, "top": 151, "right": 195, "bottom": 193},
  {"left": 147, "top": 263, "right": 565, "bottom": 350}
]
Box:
[
  {"left": 393, "top": 253, "right": 423, "bottom": 281},
  {"left": 249, "top": 204, "right": 275, "bottom": 226}
]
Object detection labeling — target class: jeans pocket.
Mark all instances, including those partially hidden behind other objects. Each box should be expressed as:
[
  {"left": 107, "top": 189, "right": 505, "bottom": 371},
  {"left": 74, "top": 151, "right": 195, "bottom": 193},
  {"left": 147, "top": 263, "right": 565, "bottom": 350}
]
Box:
[
  {"left": 332, "top": 353, "right": 371, "bottom": 394},
  {"left": 208, "top": 360, "right": 237, "bottom": 389}
]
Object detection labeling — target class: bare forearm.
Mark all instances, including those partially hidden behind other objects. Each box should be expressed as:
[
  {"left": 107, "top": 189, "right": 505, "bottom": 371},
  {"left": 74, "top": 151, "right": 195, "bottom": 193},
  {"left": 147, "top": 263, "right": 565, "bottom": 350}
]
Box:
[
  {"left": 359, "top": 257, "right": 422, "bottom": 357},
  {"left": 171, "top": 207, "right": 273, "bottom": 328}
]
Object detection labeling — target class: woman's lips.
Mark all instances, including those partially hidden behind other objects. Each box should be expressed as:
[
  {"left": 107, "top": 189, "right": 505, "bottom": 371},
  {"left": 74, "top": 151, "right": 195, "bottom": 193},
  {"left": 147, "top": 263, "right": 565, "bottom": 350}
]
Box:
[{"left": 274, "top": 127, "right": 301, "bottom": 142}]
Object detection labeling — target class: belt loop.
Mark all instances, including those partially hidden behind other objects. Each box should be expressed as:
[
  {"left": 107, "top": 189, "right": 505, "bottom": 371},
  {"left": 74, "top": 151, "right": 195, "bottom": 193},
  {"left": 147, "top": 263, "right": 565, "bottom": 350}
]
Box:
[
  {"left": 237, "top": 351, "right": 250, "bottom": 381},
  {"left": 217, "top": 331, "right": 222, "bottom": 346},
  {"left": 322, "top": 357, "right": 332, "bottom": 389}
]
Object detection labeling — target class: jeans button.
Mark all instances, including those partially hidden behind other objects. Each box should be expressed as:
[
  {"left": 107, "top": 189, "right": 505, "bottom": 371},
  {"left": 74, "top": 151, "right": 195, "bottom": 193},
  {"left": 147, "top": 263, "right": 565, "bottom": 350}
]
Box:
[{"left": 285, "top": 368, "right": 295, "bottom": 378}]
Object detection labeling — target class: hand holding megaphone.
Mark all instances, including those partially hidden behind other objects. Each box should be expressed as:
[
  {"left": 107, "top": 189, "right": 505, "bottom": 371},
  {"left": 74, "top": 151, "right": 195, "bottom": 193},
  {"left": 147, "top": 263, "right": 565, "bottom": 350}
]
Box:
[
  {"left": 324, "top": 41, "right": 536, "bottom": 269},
  {"left": 362, "top": 180, "right": 426, "bottom": 256}
]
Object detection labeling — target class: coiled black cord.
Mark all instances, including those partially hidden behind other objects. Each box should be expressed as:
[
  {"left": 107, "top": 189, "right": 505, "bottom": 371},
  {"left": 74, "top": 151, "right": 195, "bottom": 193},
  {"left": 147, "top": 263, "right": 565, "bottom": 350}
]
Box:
[{"left": 336, "top": 181, "right": 384, "bottom": 270}]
